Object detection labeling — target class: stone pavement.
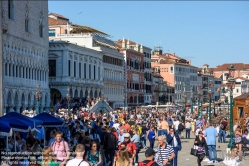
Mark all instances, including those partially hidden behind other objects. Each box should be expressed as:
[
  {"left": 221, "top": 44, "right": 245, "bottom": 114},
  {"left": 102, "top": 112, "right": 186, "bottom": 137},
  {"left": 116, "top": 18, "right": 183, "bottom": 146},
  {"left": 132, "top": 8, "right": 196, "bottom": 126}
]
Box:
[{"left": 138, "top": 132, "right": 249, "bottom": 166}]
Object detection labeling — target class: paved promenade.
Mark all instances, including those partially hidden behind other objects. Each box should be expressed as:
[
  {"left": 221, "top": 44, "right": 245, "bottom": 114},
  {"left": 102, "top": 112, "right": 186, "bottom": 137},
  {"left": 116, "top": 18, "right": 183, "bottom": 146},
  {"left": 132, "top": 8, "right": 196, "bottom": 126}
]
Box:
[{"left": 138, "top": 132, "right": 248, "bottom": 166}]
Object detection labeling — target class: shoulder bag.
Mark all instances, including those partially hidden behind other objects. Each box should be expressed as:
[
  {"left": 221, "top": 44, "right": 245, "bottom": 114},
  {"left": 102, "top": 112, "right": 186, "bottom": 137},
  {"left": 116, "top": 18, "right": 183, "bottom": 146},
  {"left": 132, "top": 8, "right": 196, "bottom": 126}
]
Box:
[{"left": 190, "top": 145, "right": 198, "bottom": 156}]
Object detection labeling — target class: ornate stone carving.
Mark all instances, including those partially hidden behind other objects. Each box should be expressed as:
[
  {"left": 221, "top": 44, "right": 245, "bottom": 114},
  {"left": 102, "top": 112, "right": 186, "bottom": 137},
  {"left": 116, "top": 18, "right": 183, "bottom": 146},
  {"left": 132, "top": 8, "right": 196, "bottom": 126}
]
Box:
[{"left": 84, "top": 57, "right": 87, "bottom": 62}]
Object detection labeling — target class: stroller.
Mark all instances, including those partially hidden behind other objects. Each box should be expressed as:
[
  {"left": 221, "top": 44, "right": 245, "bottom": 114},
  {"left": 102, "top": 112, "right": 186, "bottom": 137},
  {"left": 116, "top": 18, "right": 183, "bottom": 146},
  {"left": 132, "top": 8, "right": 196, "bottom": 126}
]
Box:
[{"left": 241, "top": 137, "right": 249, "bottom": 156}]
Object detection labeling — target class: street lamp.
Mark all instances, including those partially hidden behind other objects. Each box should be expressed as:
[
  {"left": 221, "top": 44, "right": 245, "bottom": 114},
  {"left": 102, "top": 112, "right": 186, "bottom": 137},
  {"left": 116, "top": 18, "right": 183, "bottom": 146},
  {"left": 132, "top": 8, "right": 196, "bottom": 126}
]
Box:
[
  {"left": 35, "top": 85, "right": 42, "bottom": 114},
  {"left": 197, "top": 84, "right": 202, "bottom": 116},
  {"left": 66, "top": 88, "right": 71, "bottom": 115},
  {"left": 190, "top": 86, "right": 194, "bottom": 113},
  {"left": 123, "top": 96, "right": 126, "bottom": 112},
  {"left": 227, "top": 65, "right": 236, "bottom": 148},
  {"left": 208, "top": 80, "right": 213, "bottom": 122}
]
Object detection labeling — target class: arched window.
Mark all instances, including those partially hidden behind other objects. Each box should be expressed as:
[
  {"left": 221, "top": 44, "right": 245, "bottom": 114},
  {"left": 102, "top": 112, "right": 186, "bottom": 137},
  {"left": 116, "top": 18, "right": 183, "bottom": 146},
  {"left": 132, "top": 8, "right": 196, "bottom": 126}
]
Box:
[
  {"left": 130, "top": 96, "right": 133, "bottom": 103},
  {"left": 39, "top": 11, "right": 43, "bottom": 37},
  {"left": 25, "top": 5, "right": 29, "bottom": 32},
  {"left": 8, "top": 0, "right": 15, "bottom": 20}
]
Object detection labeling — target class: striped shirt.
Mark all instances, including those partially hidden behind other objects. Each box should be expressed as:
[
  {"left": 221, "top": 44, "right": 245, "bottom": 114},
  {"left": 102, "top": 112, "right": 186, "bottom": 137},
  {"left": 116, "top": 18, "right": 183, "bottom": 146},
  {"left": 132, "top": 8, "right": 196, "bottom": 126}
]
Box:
[{"left": 155, "top": 144, "right": 174, "bottom": 165}]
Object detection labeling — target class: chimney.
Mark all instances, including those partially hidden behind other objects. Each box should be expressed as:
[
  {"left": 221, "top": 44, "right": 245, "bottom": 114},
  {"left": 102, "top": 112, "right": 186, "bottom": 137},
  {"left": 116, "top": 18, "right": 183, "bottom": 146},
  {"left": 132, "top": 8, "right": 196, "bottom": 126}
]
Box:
[{"left": 121, "top": 37, "right": 126, "bottom": 49}]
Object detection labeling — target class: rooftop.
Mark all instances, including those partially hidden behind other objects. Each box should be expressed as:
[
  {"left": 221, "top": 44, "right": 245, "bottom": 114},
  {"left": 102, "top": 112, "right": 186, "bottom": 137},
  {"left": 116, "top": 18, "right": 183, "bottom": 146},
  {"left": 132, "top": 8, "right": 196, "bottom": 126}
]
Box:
[
  {"left": 49, "top": 13, "right": 69, "bottom": 20},
  {"left": 48, "top": 17, "right": 68, "bottom": 25},
  {"left": 214, "top": 63, "right": 249, "bottom": 71},
  {"left": 234, "top": 92, "right": 249, "bottom": 100}
]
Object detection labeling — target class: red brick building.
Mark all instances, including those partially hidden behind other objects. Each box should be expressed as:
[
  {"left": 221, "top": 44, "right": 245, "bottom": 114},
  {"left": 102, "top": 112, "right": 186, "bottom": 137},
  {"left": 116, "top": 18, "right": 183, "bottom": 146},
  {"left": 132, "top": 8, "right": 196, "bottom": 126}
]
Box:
[{"left": 116, "top": 39, "right": 145, "bottom": 107}]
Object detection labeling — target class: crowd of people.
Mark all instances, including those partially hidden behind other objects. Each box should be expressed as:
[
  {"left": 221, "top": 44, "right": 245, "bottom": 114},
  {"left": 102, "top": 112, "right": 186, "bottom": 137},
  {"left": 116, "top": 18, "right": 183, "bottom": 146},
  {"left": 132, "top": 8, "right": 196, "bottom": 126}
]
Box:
[{"left": 0, "top": 107, "right": 249, "bottom": 166}]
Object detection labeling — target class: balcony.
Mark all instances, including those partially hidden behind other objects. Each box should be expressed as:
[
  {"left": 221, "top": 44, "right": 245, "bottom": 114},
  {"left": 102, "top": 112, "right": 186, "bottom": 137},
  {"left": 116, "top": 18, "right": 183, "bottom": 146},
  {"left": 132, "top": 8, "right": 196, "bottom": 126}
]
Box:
[{"left": 103, "top": 78, "right": 125, "bottom": 85}]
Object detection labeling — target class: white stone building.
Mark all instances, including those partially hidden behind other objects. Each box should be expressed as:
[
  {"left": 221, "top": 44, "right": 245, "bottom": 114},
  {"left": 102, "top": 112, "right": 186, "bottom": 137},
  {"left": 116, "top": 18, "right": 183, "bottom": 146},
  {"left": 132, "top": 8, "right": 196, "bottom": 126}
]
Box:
[
  {"left": 1, "top": 0, "right": 50, "bottom": 114},
  {"left": 48, "top": 13, "right": 125, "bottom": 108},
  {"left": 49, "top": 41, "right": 104, "bottom": 105}
]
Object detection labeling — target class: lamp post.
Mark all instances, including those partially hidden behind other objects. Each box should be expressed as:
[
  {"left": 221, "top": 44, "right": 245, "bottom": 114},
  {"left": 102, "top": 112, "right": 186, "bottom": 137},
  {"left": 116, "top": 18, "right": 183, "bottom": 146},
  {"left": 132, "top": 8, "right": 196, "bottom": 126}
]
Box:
[
  {"left": 197, "top": 84, "right": 202, "bottom": 116},
  {"left": 35, "top": 85, "right": 42, "bottom": 114},
  {"left": 227, "top": 65, "right": 236, "bottom": 148},
  {"left": 66, "top": 88, "right": 71, "bottom": 115},
  {"left": 190, "top": 86, "right": 194, "bottom": 113},
  {"left": 208, "top": 80, "right": 213, "bottom": 122},
  {"left": 123, "top": 96, "right": 126, "bottom": 113}
]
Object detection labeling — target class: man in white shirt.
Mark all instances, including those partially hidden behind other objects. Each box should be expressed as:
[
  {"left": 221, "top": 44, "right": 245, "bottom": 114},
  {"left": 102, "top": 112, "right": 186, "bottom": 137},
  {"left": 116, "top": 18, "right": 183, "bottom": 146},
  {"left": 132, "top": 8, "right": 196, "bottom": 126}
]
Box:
[
  {"left": 173, "top": 118, "right": 180, "bottom": 134},
  {"left": 66, "top": 144, "right": 89, "bottom": 166}
]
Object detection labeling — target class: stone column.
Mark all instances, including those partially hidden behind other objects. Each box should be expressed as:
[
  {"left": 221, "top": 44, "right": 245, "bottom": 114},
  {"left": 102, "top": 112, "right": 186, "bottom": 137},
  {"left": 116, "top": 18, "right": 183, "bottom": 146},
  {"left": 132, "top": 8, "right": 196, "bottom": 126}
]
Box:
[{"left": 16, "top": 106, "right": 21, "bottom": 113}]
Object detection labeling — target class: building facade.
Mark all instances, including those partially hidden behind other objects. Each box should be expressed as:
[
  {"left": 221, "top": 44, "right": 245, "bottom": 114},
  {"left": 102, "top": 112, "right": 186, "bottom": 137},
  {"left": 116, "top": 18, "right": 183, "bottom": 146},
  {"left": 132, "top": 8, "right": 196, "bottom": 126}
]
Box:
[
  {"left": 197, "top": 64, "right": 216, "bottom": 103},
  {"left": 0, "top": 1, "right": 3, "bottom": 116},
  {"left": 116, "top": 39, "right": 145, "bottom": 107},
  {"left": 213, "top": 63, "right": 249, "bottom": 82},
  {"left": 2, "top": 0, "right": 50, "bottom": 114},
  {"left": 48, "top": 13, "right": 125, "bottom": 108},
  {"left": 49, "top": 41, "right": 103, "bottom": 105},
  {"left": 151, "top": 50, "right": 198, "bottom": 104}
]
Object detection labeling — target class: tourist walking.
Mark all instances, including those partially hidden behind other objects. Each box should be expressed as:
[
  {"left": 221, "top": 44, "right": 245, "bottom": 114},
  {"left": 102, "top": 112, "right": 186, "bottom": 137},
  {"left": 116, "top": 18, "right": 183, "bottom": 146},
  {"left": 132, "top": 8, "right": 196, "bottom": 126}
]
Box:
[
  {"left": 41, "top": 147, "right": 59, "bottom": 166},
  {"left": 223, "top": 146, "right": 242, "bottom": 166},
  {"left": 219, "top": 118, "right": 228, "bottom": 143},
  {"left": 194, "top": 131, "right": 207, "bottom": 166},
  {"left": 50, "top": 131, "right": 70, "bottom": 165},
  {"left": 66, "top": 144, "right": 89, "bottom": 166},
  {"left": 204, "top": 123, "right": 218, "bottom": 164},
  {"left": 85, "top": 142, "right": 102, "bottom": 166},
  {"left": 155, "top": 136, "right": 175, "bottom": 166},
  {"left": 139, "top": 148, "right": 159, "bottom": 166},
  {"left": 166, "top": 128, "right": 182, "bottom": 166},
  {"left": 185, "top": 120, "right": 191, "bottom": 139},
  {"left": 147, "top": 126, "right": 156, "bottom": 148}
]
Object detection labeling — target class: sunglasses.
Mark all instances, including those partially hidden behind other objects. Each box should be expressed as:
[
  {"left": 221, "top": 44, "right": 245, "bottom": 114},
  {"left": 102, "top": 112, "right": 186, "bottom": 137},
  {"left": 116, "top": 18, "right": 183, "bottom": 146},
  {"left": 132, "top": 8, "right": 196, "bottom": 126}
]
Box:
[{"left": 92, "top": 146, "right": 97, "bottom": 147}]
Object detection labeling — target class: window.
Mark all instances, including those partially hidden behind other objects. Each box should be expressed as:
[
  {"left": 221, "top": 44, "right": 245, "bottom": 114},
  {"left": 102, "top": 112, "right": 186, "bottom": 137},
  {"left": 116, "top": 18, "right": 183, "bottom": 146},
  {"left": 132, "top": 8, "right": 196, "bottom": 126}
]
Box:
[
  {"left": 170, "top": 66, "right": 174, "bottom": 73},
  {"left": 98, "top": 67, "right": 100, "bottom": 79},
  {"left": 238, "top": 107, "right": 244, "bottom": 118},
  {"left": 236, "top": 88, "right": 239, "bottom": 93},
  {"left": 49, "top": 60, "right": 56, "bottom": 76},
  {"left": 49, "top": 29, "right": 56, "bottom": 36},
  {"left": 39, "top": 11, "right": 43, "bottom": 37},
  {"left": 74, "top": 61, "right": 76, "bottom": 77},
  {"left": 89, "top": 64, "right": 91, "bottom": 79},
  {"left": 79, "top": 63, "right": 81, "bottom": 78},
  {"left": 94, "top": 65, "right": 96, "bottom": 80},
  {"left": 84, "top": 63, "right": 86, "bottom": 78},
  {"left": 68, "top": 60, "right": 71, "bottom": 76},
  {"left": 5, "top": 64, "right": 7, "bottom": 76},
  {"left": 25, "top": 5, "right": 29, "bottom": 32},
  {"left": 8, "top": 0, "right": 14, "bottom": 20}
]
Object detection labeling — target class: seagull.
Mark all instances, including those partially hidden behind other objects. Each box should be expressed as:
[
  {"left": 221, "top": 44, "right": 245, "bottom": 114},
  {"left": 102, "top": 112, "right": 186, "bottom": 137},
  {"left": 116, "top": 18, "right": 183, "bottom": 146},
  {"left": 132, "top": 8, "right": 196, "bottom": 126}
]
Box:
[{"left": 78, "top": 11, "right": 83, "bottom": 14}]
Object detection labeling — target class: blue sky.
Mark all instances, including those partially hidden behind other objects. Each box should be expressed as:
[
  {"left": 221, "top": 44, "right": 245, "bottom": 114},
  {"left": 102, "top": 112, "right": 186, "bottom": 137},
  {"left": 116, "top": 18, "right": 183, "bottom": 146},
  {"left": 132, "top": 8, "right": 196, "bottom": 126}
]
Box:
[{"left": 48, "top": 1, "right": 249, "bottom": 68}]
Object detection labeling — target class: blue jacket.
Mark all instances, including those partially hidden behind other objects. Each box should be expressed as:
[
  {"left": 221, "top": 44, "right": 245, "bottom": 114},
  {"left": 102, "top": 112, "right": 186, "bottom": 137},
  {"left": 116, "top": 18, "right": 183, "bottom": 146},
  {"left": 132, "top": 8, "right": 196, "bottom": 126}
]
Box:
[{"left": 166, "top": 133, "right": 182, "bottom": 151}]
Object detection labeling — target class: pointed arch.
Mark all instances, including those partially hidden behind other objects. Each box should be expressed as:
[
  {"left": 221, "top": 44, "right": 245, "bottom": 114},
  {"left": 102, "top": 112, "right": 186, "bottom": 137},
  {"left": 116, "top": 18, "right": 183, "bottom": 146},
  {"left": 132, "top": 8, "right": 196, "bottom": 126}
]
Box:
[
  {"left": 80, "top": 90, "right": 83, "bottom": 98},
  {"left": 94, "top": 90, "right": 97, "bottom": 98},
  {"left": 7, "top": 91, "right": 13, "bottom": 106},
  {"left": 74, "top": 89, "right": 78, "bottom": 97}
]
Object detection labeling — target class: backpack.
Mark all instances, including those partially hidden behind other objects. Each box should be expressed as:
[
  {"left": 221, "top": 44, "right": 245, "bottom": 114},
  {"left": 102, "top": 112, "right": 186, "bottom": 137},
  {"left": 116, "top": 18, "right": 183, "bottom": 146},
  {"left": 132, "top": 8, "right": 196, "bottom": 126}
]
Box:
[
  {"left": 178, "top": 123, "right": 184, "bottom": 131},
  {"left": 138, "top": 160, "right": 154, "bottom": 166},
  {"left": 220, "top": 123, "right": 225, "bottom": 130}
]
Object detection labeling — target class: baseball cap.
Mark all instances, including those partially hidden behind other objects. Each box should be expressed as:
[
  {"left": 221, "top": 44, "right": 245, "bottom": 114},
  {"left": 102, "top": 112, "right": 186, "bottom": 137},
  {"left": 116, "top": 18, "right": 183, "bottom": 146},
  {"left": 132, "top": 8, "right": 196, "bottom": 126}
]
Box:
[
  {"left": 123, "top": 133, "right": 130, "bottom": 138},
  {"left": 145, "top": 148, "right": 156, "bottom": 157}
]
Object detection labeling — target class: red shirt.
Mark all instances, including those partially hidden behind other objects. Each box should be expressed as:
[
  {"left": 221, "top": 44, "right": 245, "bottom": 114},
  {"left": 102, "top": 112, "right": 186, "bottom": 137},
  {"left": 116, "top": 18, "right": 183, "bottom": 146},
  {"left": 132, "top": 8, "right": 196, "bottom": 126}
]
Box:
[
  {"left": 112, "top": 131, "right": 118, "bottom": 140},
  {"left": 118, "top": 142, "right": 136, "bottom": 155}
]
